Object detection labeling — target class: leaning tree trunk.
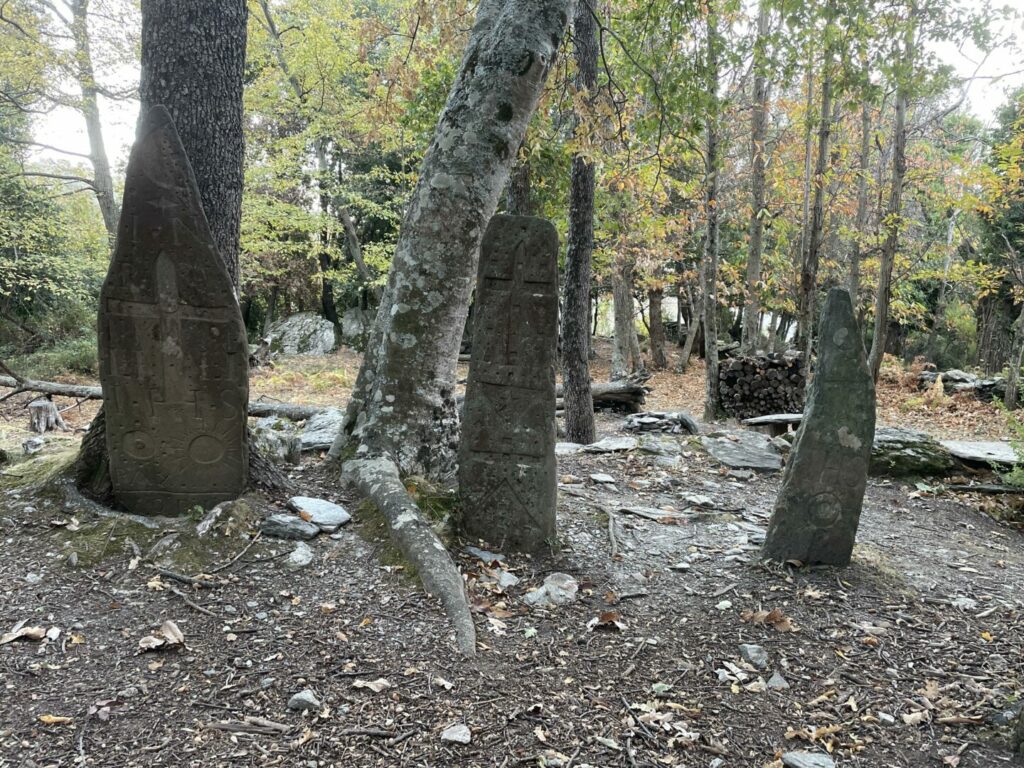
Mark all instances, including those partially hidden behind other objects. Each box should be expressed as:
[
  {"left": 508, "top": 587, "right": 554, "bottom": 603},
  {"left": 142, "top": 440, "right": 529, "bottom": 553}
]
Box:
[
  {"left": 75, "top": 0, "right": 248, "bottom": 486},
  {"left": 740, "top": 0, "right": 769, "bottom": 355},
  {"left": 328, "top": 0, "right": 570, "bottom": 476},
  {"left": 1005, "top": 303, "right": 1024, "bottom": 410},
  {"left": 560, "top": 0, "right": 598, "bottom": 444},
  {"left": 702, "top": 4, "right": 724, "bottom": 421},
  {"left": 139, "top": 0, "right": 247, "bottom": 288}
]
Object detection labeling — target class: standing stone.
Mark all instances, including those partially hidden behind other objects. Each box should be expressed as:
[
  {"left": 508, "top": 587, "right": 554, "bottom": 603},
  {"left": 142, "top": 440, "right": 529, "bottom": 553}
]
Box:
[
  {"left": 458, "top": 215, "right": 558, "bottom": 552},
  {"left": 761, "top": 288, "right": 875, "bottom": 565},
  {"left": 98, "top": 106, "right": 248, "bottom": 515}
]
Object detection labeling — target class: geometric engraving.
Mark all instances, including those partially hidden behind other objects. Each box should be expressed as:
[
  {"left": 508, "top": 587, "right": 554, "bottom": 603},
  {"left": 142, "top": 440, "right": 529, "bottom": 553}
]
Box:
[
  {"left": 98, "top": 106, "right": 248, "bottom": 516},
  {"left": 458, "top": 215, "right": 559, "bottom": 552}
]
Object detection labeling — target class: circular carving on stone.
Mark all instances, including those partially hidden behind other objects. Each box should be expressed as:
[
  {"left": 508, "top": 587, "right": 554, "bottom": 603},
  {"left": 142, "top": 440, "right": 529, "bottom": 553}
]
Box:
[
  {"left": 123, "top": 431, "right": 155, "bottom": 460},
  {"left": 832, "top": 327, "right": 850, "bottom": 348},
  {"left": 189, "top": 434, "right": 225, "bottom": 465},
  {"left": 810, "top": 492, "right": 843, "bottom": 526}
]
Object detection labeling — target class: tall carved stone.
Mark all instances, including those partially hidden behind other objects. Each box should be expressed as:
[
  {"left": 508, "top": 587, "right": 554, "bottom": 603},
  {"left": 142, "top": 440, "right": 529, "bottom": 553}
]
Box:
[
  {"left": 762, "top": 287, "right": 875, "bottom": 565},
  {"left": 98, "top": 106, "right": 249, "bottom": 515},
  {"left": 459, "top": 215, "right": 559, "bottom": 552}
]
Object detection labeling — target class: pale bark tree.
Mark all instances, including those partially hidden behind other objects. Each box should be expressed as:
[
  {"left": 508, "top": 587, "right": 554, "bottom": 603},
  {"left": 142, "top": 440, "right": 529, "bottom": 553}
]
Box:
[
  {"left": 330, "top": 0, "right": 569, "bottom": 475},
  {"left": 327, "top": 0, "right": 570, "bottom": 656},
  {"left": 561, "top": 0, "right": 598, "bottom": 442},
  {"left": 740, "top": 0, "right": 770, "bottom": 354}
]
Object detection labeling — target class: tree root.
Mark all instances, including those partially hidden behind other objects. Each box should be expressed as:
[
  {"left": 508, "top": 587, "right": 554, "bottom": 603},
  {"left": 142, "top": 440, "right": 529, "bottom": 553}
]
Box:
[{"left": 343, "top": 456, "right": 476, "bottom": 656}]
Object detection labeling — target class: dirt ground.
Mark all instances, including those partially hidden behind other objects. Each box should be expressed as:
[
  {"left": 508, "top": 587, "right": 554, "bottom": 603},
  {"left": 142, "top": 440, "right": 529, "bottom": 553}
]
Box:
[{"left": 1, "top": 344, "right": 1022, "bottom": 767}]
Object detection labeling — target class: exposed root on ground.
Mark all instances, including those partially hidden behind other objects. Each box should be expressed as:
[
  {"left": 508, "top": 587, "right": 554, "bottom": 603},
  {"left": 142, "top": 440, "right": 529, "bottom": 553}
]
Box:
[{"left": 343, "top": 456, "right": 476, "bottom": 655}]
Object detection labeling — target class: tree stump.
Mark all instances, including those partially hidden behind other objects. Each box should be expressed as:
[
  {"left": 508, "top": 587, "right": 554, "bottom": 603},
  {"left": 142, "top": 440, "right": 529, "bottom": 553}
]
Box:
[{"left": 28, "top": 397, "right": 66, "bottom": 434}]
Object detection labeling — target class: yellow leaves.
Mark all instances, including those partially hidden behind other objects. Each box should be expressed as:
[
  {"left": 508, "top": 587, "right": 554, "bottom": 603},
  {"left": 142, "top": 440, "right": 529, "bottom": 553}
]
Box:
[{"left": 980, "top": 630, "right": 994, "bottom": 642}]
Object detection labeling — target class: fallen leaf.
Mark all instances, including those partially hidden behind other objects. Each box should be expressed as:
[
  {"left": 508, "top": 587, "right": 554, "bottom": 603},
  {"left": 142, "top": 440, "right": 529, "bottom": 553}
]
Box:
[
  {"left": 352, "top": 678, "right": 391, "bottom": 693},
  {"left": 902, "top": 710, "right": 931, "bottom": 726},
  {"left": 587, "top": 610, "right": 627, "bottom": 632},
  {"left": 38, "top": 714, "right": 73, "bottom": 725},
  {"left": 0, "top": 625, "right": 46, "bottom": 645}
]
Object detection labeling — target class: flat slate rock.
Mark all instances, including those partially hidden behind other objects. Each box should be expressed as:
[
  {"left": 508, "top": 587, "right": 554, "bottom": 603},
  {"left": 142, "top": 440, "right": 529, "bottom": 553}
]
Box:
[
  {"left": 582, "top": 436, "right": 638, "bottom": 453},
  {"left": 286, "top": 496, "right": 351, "bottom": 532},
  {"left": 741, "top": 413, "right": 803, "bottom": 426},
  {"left": 300, "top": 409, "right": 344, "bottom": 451},
  {"left": 781, "top": 753, "right": 835, "bottom": 768},
  {"left": 261, "top": 513, "right": 320, "bottom": 540},
  {"left": 939, "top": 440, "right": 1015, "bottom": 466},
  {"left": 700, "top": 432, "right": 782, "bottom": 472},
  {"left": 871, "top": 426, "right": 954, "bottom": 476},
  {"left": 555, "top": 442, "right": 583, "bottom": 456}
]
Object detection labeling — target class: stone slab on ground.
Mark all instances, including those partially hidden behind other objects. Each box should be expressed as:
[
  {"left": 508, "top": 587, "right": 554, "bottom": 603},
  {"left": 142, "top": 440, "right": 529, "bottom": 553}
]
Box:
[
  {"left": 286, "top": 496, "right": 351, "bottom": 532},
  {"left": 700, "top": 432, "right": 782, "bottom": 472},
  {"left": 940, "top": 440, "right": 1015, "bottom": 467},
  {"left": 261, "top": 513, "right": 320, "bottom": 540},
  {"left": 871, "top": 426, "right": 955, "bottom": 476},
  {"left": 300, "top": 409, "right": 344, "bottom": 451},
  {"left": 781, "top": 753, "right": 835, "bottom": 768}
]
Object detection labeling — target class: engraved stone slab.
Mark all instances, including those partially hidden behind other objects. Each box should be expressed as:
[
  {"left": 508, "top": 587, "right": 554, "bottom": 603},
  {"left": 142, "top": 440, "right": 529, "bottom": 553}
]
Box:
[
  {"left": 458, "top": 215, "right": 559, "bottom": 552},
  {"left": 98, "top": 106, "right": 248, "bottom": 515},
  {"left": 761, "top": 288, "right": 875, "bottom": 565}
]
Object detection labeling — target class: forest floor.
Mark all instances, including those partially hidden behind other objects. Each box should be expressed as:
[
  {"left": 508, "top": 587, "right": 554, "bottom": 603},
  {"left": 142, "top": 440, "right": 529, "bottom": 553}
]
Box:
[{"left": 0, "top": 343, "right": 1022, "bottom": 768}]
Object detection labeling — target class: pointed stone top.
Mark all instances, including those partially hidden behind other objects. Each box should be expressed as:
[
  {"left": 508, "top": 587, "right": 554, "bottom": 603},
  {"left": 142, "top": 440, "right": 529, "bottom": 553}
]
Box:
[
  {"left": 138, "top": 104, "right": 174, "bottom": 137},
  {"left": 816, "top": 287, "right": 869, "bottom": 380}
]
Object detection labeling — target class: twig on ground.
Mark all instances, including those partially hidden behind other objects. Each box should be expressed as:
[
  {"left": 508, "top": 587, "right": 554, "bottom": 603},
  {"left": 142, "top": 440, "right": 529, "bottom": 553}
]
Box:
[
  {"left": 169, "top": 585, "right": 217, "bottom": 617},
  {"left": 208, "top": 532, "right": 262, "bottom": 574}
]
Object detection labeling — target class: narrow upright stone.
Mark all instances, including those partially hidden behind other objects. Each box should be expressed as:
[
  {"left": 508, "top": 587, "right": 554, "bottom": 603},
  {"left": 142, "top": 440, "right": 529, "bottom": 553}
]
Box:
[
  {"left": 98, "top": 106, "right": 248, "bottom": 515},
  {"left": 458, "top": 215, "right": 559, "bottom": 552},
  {"left": 761, "top": 288, "right": 875, "bottom": 565}
]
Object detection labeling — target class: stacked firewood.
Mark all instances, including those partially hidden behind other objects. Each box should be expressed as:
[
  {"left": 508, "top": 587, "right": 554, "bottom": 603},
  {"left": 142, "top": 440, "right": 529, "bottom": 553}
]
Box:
[{"left": 718, "top": 352, "right": 805, "bottom": 419}]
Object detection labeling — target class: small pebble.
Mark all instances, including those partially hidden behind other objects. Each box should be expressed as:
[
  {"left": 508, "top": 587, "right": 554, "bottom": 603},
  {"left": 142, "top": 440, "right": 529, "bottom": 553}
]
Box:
[{"left": 440, "top": 723, "right": 472, "bottom": 744}]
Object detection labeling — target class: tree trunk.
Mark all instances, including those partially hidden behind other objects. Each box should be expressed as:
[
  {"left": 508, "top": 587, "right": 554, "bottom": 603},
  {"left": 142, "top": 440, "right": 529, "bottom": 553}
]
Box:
[
  {"left": 702, "top": 5, "right": 724, "bottom": 421},
  {"left": 797, "top": 3, "right": 835, "bottom": 357},
  {"left": 507, "top": 147, "right": 534, "bottom": 216},
  {"left": 328, "top": 0, "right": 570, "bottom": 475},
  {"left": 925, "top": 210, "right": 958, "bottom": 361},
  {"left": 560, "top": 0, "right": 598, "bottom": 443},
  {"left": 795, "top": 57, "right": 814, "bottom": 344},
  {"left": 648, "top": 287, "right": 667, "bottom": 369},
  {"left": 70, "top": 0, "right": 118, "bottom": 239},
  {"left": 1006, "top": 302, "right": 1024, "bottom": 410},
  {"left": 611, "top": 259, "right": 637, "bottom": 380},
  {"left": 848, "top": 96, "right": 871, "bottom": 299},
  {"left": 139, "top": 0, "right": 248, "bottom": 288},
  {"left": 868, "top": 18, "right": 913, "bottom": 381},
  {"left": 741, "top": 0, "right": 769, "bottom": 355}
]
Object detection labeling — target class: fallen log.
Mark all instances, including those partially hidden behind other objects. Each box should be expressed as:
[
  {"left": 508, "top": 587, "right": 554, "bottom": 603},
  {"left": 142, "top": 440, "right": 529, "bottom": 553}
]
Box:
[
  {"left": 3, "top": 376, "right": 649, "bottom": 422},
  {"left": 343, "top": 457, "right": 476, "bottom": 656},
  {"left": 0, "top": 376, "right": 326, "bottom": 422}
]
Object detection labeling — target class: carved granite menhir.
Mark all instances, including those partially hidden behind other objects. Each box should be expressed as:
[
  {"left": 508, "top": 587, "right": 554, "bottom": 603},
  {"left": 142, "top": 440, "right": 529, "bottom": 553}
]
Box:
[
  {"left": 762, "top": 287, "right": 876, "bottom": 565},
  {"left": 98, "top": 106, "right": 248, "bottom": 515},
  {"left": 459, "top": 215, "right": 559, "bottom": 552}
]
